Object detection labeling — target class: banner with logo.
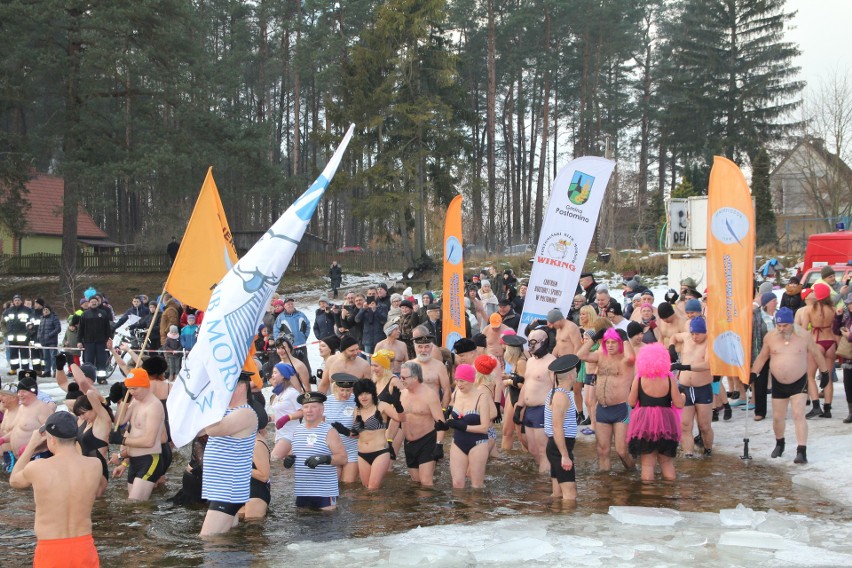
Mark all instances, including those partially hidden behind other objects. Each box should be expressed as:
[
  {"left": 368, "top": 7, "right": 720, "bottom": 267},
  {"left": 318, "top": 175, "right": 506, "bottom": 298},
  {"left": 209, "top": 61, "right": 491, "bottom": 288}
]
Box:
[
  {"left": 167, "top": 125, "right": 355, "bottom": 448},
  {"left": 706, "top": 156, "right": 755, "bottom": 384},
  {"left": 519, "top": 157, "right": 615, "bottom": 334},
  {"left": 442, "top": 195, "right": 464, "bottom": 350},
  {"left": 165, "top": 168, "right": 239, "bottom": 310}
]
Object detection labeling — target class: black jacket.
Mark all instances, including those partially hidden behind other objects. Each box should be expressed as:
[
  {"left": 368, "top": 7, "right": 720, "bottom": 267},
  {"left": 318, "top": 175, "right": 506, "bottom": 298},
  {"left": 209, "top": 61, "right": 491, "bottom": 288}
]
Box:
[
  {"left": 37, "top": 313, "right": 62, "bottom": 347},
  {"left": 78, "top": 307, "right": 112, "bottom": 343},
  {"left": 313, "top": 308, "right": 336, "bottom": 340}
]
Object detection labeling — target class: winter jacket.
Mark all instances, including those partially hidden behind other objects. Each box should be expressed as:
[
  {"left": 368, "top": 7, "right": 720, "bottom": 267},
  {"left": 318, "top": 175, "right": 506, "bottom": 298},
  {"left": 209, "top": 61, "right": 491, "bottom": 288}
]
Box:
[
  {"left": 355, "top": 307, "right": 388, "bottom": 348},
  {"left": 37, "top": 312, "right": 61, "bottom": 347},
  {"left": 115, "top": 304, "right": 147, "bottom": 329},
  {"left": 328, "top": 264, "right": 343, "bottom": 287},
  {"left": 313, "top": 308, "right": 336, "bottom": 340},
  {"left": 180, "top": 324, "right": 199, "bottom": 351},
  {"left": 160, "top": 299, "right": 182, "bottom": 347},
  {"left": 78, "top": 307, "right": 112, "bottom": 344},
  {"left": 3, "top": 304, "right": 32, "bottom": 342},
  {"left": 780, "top": 283, "right": 804, "bottom": 313},
  {"left": 275, "top": 309, "right": 311, "bottom": 345}
]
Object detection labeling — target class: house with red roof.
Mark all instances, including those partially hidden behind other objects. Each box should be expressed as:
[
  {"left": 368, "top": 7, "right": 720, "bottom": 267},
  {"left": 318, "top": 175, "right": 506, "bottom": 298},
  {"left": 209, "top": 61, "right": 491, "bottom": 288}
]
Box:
[{"left": 0, "top": 173, "right": 118, "bottom": 256}]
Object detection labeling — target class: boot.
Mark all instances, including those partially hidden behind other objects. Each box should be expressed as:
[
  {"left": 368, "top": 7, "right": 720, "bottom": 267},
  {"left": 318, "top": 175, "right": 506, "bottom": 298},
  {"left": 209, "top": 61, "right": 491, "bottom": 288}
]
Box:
[
  {"left": 693, "top": 434, "right": 703, "bottom": 447},
  {"left": 819, "top": 403, "right": 832, "bottom": 418},
  {"left": 806, "top": 400, "right": 822, "bottom": 419},
  {"left": 843, "top": 403, "right": 852, "bottom": 424},
  {"left": 771, "top": 438, "right": 785, "bottom": 458},
  {"left": 712, "top": 408, "right": 719, "bottom": 422},
  {"left": 793, "top": 445, "right": 807, "bottom": 464},
  {"left": 723, "top": 403, "right": 733, "bottom": 421}
]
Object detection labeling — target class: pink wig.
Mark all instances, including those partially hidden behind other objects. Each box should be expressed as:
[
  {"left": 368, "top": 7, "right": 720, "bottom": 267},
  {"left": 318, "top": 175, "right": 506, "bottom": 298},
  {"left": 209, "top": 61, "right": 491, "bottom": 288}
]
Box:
[
  {"left": 600, "top": 328, "right": 624, "bottom": 356},
  {"left": 635, "top": 342, "right": 673, "bottom": 380}
]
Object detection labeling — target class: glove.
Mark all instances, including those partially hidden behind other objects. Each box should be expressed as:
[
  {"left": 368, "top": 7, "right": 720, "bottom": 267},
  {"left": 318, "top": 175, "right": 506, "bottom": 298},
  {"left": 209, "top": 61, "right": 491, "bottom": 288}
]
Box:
[
  {"left": 55, "top": 352, "right": 67, "bottom": 371},
  {"left": 434, "top": 420, "right": 449, "bottom": 431},
  {"left": 391, "top": 388, "right": 404, "bottom": 414},
  {"left": 446, "top": 418, "right": 468, "bottom": 431},
  {"left": 668, "top": 345, "right": 679, "bottom": 364},
  {"left": 316, "top": 369, "right": 323, "bottom": 380},
  {"left": 331, "top": 422, "right": 352, "bottom": 437},
  {"left": 509, "top": 373, "right": 525, "bottom": 388},
  {"left": 494, "top": 402, "right": 503, "bottom": 424},
  {"left": 671, "top": 363, "right": 692, "bottom": 372},
  {"left": 275, "top": 414, "right": 292, "bottom": 430},
  {"left": 443, "top": 405, "right": 453, "bottom": 420},
  {"left": 749, "top": 372, "right": 758, "bottom": 384},
  {"left": 665, "top": 289, "right": 679, "bottom": 303},
  {"left": 305, "top": 454, "right": 332, "bottom": 469},
  {"left": 647, "top": 320, "right": 657, "bottom": 330},
  {"left": 820, "top": 371, "right": 831, "bottom": 389},
  {"left": 388, "top": 443, "right": 397, "bottom": 461},
  {"left": 513, "top": 405, "right": 524, "bottom": 425},
  {"left": 283, "top": 455, "right": 296, "bottom": 469}
]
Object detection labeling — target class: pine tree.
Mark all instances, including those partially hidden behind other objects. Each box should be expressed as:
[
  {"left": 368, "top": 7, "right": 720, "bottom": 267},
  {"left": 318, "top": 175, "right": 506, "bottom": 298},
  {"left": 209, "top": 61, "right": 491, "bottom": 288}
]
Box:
[
  {"left": 752, "top": 147, "right": 776, "bottom": 247},
  {"left": 659, "top": 0, "right": 803, "bottom": 167}
]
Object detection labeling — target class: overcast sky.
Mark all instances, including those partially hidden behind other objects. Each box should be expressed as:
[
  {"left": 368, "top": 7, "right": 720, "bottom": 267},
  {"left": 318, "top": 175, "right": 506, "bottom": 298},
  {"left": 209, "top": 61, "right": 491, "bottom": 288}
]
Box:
[{"left": 786, "top": 0, "right": 851, "bottom": 90}]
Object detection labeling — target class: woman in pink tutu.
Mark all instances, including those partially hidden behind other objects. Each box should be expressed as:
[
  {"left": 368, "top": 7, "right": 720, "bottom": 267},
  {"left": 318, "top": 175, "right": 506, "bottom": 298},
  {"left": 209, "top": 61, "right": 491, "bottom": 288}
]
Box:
[{"left": 627, "top": 342, "right": 685, "bottom": 481}]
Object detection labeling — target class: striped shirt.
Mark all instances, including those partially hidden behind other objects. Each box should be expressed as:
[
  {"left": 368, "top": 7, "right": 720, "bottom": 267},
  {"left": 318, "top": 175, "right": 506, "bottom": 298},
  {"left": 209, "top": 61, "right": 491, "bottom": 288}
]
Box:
[
  {"left": 202, "top": 404, "right": 257, "bottom": 504},
  {"left": 292, "top": 421, "right": 338, "bottom": 498},
  {"left": 323, "top": 394, "right": 358, "bottom": 462},
  {"left": 544, "top": 388, "right": 577, "bottom": 439}
]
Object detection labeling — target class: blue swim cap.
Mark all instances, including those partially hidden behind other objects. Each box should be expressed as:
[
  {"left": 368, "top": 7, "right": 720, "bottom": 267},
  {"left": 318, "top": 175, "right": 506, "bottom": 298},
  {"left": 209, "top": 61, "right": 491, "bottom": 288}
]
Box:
[
  {"left": 685, "top": 299, "right": 702, "bottom": 313},
  {"left": 274, "top": 363, "right": 296, "bottom": 378},
  {"left": 775, "top": 307, "right": 794, "bottom": 324},
  {"left": 689, "top": 317, "right": 707, "bottom": 334}
]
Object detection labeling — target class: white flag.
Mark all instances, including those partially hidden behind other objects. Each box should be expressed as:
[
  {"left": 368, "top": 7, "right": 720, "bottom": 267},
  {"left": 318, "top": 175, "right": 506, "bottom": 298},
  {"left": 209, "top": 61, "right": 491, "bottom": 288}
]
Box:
[
  {"left": 519, "top": 156, "right": 615, "bottom": 335},
  {"left": 167, "top": 125, "right": 355, "bottom": 447}
]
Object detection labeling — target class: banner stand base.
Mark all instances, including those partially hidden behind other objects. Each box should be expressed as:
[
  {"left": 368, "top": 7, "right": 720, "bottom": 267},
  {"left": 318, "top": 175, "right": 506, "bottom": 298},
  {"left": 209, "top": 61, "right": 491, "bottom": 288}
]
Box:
[{"left": 740, "top": 438, "right": 752, "bottom": 461}]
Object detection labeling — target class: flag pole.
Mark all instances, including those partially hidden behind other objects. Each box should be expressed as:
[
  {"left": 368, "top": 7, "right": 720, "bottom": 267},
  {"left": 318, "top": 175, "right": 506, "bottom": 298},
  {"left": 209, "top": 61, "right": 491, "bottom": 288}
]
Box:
[
  {"left": 134, "top": 284, "right": 168, "bottom": 368},
  {"left": 741, "top": 371, "right": 752, "bottom": 461}
]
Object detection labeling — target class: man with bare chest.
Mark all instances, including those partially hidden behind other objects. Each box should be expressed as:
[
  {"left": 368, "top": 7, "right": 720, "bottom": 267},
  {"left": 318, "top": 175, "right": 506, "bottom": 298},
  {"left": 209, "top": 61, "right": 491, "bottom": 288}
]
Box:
[
  {"left": 399, "top": 362, "right": 447, "bottom": 487},
  {"left": 751, "top": 307, "right": 830, "bottom": 464},
  {"left": 670, "top": 317, "right": 713, "bottom": 457},
  {"left": 578, "top": 328, "right": 635, "bottom": 472},
  {"left": 657, "top": 302, "right": 686, "bottom": 347},
  {"left": 4, "top": 376, "right": 52, "bottom": 458},
  {"left": 409, "top": 334, "right": 451, "bottom": 408},
  {"left": 547, "top": 309, "right": 582, "bottom": 358},
  {"left": 514, "top": 328, "right": 556, "bottom": 473},
  {"left": 375, "top": 323, "right": 409, "bottom": 374},
  {"left": 484, "top": 313, "right": 510, "bottom": 358},
  {"left": 324, "top": 336, "right": 371, "bottom": 386}
]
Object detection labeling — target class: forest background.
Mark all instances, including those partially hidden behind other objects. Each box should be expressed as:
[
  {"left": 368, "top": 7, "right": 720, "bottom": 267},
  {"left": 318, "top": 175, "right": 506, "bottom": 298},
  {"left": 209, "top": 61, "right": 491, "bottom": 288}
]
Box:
[{"left": 0, "top": 0, "right": 849, "bottom": 298}]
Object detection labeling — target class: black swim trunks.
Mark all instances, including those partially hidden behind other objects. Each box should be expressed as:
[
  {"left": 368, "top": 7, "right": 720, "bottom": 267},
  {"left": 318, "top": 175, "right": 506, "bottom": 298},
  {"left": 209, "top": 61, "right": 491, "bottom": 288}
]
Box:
[
  {"left": 404, "top": 430, "right": 437, "bottom": 469},
  {"left": 295, "top": 495, "right": 337, "bottom": 509},
  {"left": 596, "top": 402, "right": 630, "bottom": 424},
  {"left": 208, "top": 500, "right": 243, "bottom": 516},
  {"left": 546, "top": 437, "right": 576, "bottom": 484},
  {"left": 522, "top": 405, "right": 545, "bottom": 429},
  {"left": 249, "top": 477, "right": 271, "bottom": 505},
  {"left": 679, "top": 384, "right": 713, "bottom": 407},
  {"left": 127, "top": 453, "right": 166, "bottom": 484},
  {"left": 771, "top": 374, "right": 808, "bottom": 400}
]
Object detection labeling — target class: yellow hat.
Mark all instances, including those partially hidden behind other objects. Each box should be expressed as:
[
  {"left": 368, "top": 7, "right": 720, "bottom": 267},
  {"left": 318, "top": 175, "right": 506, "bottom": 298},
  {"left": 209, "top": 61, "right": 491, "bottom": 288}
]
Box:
[{"left": 371, "top": 349, "right": 393, "bottom": 370}]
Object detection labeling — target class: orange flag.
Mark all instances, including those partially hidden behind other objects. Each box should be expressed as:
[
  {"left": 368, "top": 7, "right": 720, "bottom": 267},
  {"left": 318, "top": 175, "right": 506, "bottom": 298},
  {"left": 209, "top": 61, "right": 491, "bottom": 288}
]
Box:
[
  {"left": 164, "top": 167, "right": 239, "bottom": 311},
  {"left": 442, "top": 195, "right": 465, "bottom": 349},
  {"left": 706, "top": 157, "right": 755, "bottom": 384}
]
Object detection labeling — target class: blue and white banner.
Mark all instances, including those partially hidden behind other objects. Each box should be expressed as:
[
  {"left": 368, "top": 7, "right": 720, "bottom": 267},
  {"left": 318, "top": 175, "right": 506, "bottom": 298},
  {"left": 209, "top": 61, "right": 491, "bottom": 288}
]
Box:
[
  {"left": 519, "top": 156, "right": 615, "bottom": 335},
  {"left": 167, "top": 124, "right": 355, "bottom": 447}
]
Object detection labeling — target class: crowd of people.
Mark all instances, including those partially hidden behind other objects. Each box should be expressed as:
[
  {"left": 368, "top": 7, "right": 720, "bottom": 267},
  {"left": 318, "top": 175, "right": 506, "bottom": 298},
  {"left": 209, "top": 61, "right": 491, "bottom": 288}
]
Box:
[{"left": 1, "top": 262, "right": 850, "bottom": 564}]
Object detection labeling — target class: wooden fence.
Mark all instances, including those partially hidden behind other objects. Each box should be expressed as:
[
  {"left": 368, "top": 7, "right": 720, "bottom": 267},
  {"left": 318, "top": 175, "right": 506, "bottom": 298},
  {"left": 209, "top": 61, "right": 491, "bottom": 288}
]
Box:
[{"left": 0, "top": 250, "right": 409, "bottom": 276}]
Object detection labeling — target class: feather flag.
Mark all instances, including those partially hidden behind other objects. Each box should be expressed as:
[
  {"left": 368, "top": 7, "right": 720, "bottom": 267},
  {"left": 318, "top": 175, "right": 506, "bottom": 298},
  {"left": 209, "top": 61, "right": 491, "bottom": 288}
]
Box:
[
  {"left": 167, "top": 125, "right": 355, "bottom": 447},
  {"left": 442, "top": 195, "right": 464, "bottom": 350},
  {"left": 706, "top": 156, "right": 755, "bottom": 384}
]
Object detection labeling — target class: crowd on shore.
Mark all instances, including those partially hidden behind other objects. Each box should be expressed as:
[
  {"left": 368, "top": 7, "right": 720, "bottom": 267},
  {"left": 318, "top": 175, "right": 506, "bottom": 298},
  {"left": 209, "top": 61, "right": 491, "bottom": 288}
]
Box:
[{"left": 1, "top": 263, "right": 850, "bottom": 565}]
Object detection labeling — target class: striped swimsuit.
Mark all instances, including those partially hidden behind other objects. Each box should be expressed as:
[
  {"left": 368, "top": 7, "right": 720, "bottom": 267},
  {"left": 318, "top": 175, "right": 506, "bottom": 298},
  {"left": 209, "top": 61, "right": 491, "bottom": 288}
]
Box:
[
  {"left": 324, "top": 395, "right": 358, "bottom": 462},
  {"left": 292, "top": 422, "right": 339, "bottom": 498},
  {"left": 202, "top": 405, "right": 257, "bottom": 504}
]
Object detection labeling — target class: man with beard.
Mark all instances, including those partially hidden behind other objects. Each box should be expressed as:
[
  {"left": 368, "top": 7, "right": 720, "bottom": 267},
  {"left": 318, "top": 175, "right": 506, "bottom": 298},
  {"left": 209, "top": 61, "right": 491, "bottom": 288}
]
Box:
[
  {"left": 513, "top": 328, "right": 556, "bottom": 473},
  {"left": 408, "top": 331, "right": 451, "bottom": 459},
  {"left": 324, "top": 336, "right": 371, "bottom": 381}
]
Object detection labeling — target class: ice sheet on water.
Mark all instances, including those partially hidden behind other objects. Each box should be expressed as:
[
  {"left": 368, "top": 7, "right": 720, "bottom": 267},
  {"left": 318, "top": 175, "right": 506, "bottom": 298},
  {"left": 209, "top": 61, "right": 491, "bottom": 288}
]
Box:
[
  {"left": 472, "top": 537, "right": 556, "bottom": 563},
  {"left": 608, "top": 506, "right": 683, "bottom": 526},
  {"left": 719, "top": 503, "right": 766, "bottom": 527},
  {"left": 387, "top": 543, "right": 475, "bottom": 566},
  {"left": 775, "top": 544, "right": 852, "bottom": 566},
  {"left": 718, "top": 530, "right": 791, "bottom": 550}
]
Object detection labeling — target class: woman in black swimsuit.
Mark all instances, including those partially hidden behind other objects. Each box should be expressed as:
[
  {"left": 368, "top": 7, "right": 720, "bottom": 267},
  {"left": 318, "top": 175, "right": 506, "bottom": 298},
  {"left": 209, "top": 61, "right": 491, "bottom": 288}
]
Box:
[
  {"left": 352, "top": 379, "right": 404, "bottom": 490},
  {"left": 73, "top": 389, "right": 114, "bottom": 494}
]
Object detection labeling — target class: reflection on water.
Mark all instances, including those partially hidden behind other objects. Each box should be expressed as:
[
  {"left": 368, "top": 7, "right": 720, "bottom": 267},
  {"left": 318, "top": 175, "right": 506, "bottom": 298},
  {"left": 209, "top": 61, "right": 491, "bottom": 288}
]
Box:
[{"left": 0, "top": 435, "right": 848, "bottom": 566}]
